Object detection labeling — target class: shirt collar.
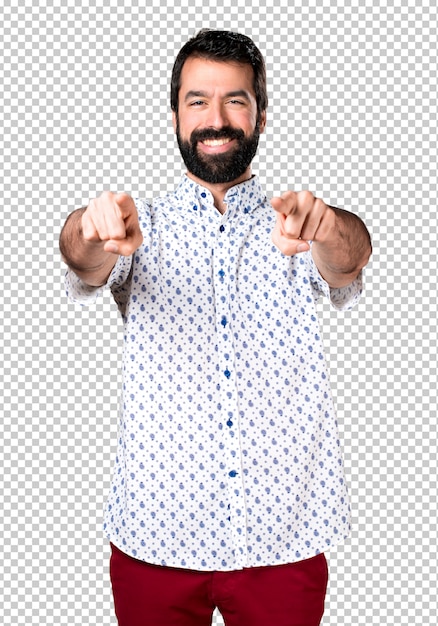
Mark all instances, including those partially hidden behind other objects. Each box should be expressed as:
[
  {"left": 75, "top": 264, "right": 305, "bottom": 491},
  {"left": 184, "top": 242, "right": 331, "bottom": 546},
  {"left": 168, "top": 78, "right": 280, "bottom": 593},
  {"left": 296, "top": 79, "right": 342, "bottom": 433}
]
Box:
[{"left": 173, "top": 174, "right": 267, "bottom": 216}]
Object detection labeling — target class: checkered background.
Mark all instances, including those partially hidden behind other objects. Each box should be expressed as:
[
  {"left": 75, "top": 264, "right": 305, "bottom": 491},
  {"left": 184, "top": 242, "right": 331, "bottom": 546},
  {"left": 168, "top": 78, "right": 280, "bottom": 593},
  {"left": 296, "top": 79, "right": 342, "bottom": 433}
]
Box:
[{"left": 1, "top": 0, "right": 436, "bottom": 624}]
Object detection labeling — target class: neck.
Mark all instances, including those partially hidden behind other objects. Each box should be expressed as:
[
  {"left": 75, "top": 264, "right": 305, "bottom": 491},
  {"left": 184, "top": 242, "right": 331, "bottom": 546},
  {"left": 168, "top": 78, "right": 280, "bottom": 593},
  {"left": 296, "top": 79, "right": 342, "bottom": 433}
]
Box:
[{"left": 186, "top": 168, "right": 253, "bottom": 214}]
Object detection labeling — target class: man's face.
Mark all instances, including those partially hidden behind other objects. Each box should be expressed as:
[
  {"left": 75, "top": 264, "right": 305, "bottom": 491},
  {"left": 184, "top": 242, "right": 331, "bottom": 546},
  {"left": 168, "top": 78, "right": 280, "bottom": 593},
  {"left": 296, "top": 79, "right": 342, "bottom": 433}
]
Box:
[{"left": 173, "top": 57, "right": 266, "bottom": 185}]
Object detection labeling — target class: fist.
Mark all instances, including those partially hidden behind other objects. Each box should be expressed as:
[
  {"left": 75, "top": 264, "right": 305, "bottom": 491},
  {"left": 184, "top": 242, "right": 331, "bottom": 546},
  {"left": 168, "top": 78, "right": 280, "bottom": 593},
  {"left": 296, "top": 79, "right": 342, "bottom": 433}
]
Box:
[
  {"left": 271, "top": 190, "right": 334, "bottom": 256},
  {"left": 82, "top": 192, "right": 143, "bottom": 256}
]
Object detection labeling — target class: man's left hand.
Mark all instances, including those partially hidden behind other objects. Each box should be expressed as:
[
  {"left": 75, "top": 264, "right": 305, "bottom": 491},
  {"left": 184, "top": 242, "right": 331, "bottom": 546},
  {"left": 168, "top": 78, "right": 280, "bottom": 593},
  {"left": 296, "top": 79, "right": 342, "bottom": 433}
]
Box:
[{"left": 270, "top": 191, "right": 334, "bottom": 256}]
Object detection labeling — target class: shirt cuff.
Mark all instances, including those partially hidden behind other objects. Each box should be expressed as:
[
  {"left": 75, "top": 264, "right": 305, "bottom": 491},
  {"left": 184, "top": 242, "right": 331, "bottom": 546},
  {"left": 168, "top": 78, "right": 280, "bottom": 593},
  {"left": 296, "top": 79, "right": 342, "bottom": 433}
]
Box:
[
  {"left": 64, "top": 254, "right": 133, "bottom": 306},
  {"left": 307, "top": 249, "right": 364, "bottom": 311}
]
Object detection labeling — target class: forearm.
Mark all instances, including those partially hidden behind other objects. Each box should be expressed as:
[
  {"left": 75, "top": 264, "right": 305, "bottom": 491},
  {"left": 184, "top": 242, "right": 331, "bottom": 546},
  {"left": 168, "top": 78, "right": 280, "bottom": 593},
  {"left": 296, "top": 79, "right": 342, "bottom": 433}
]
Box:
[
  {"left": 59, "top": 208, "right": 119, "bottom": 287},
  {"left": 311, "top": 207, "right": 372, "bottom": 288}
]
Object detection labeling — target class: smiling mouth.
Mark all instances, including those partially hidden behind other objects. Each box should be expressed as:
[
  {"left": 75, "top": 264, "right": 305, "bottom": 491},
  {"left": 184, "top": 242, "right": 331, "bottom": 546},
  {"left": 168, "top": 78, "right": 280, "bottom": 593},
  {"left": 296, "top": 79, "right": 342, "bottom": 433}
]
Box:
[{"left": 201, "top": 138, "right": 232, "bottom": 147}]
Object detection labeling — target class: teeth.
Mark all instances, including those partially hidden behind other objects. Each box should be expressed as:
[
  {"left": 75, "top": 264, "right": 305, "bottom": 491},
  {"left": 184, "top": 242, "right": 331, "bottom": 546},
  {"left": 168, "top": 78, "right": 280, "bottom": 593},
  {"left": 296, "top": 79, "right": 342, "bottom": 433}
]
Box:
[{"left": 202, "top": 138, "right": 230, "bottom": 146}]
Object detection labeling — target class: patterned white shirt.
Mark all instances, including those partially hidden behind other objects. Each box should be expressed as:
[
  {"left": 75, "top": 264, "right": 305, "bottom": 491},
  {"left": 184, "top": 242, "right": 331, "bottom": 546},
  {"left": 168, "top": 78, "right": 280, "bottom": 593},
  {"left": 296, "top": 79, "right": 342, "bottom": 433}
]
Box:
[{"left": 66, "top": 175, "right": 363, "bottom": 571}]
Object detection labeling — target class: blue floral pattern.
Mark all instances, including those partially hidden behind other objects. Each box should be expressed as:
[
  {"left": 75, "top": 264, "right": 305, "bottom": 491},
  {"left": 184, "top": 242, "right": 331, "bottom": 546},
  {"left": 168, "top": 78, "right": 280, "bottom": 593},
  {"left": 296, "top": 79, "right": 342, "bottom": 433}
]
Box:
[{"left": 66, "top": 175, "right": 363, "bottom": 571}]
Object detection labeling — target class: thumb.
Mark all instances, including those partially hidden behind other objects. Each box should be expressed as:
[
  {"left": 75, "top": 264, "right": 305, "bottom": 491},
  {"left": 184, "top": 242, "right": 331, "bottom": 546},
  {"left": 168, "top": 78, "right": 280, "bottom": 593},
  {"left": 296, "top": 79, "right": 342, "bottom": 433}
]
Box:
[{"left": 103, "top": 225, "right": 143, "bottom": 256}]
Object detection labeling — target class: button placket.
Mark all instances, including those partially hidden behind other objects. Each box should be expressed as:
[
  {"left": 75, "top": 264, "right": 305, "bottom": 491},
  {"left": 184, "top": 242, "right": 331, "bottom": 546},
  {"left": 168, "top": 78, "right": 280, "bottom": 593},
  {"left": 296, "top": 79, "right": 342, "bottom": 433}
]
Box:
[{"left": 213, "top": 211, "right": 249, "bottom": 567}]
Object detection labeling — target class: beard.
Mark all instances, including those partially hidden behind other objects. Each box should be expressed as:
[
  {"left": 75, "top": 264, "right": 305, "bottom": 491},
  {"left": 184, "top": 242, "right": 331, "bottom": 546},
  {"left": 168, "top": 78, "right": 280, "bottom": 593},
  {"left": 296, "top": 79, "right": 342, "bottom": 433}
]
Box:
[{"left": 176, "top": 121, "right": 261, "bottom": 184}]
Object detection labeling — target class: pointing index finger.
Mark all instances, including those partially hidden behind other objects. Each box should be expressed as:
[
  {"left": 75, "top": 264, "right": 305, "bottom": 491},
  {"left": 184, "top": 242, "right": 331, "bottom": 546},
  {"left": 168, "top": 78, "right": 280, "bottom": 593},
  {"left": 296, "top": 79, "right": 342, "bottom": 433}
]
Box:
[
  {"left": 114, "top": 192, "right": 135, "bottom": 214},
  {"left": 270, "top": 191, "right": 297, "bottom": 215}
]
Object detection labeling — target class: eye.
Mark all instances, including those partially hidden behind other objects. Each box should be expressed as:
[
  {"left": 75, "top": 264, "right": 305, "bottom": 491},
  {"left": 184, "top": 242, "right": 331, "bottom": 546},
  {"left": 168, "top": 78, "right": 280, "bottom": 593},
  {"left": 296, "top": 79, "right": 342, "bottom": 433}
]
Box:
[{"left": 189, "top": 100, "right": 206, "bottom": 107}]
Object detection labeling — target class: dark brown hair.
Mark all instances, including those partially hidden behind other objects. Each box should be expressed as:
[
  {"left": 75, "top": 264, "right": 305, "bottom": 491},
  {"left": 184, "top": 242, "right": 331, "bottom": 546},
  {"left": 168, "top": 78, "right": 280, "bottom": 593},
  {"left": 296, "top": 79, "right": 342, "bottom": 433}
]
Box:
[{"left": 170, "top": 29, "right": 268, "bottom": 120}]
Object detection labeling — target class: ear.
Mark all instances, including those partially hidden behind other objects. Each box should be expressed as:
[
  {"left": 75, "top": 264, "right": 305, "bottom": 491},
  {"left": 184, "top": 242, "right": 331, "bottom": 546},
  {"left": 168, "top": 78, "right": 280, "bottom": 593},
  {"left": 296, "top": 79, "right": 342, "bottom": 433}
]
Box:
[
  {"left": 172, "top": 110, "right": 177, "bottom": 133},
  {"left": 259, "top": 110, "right": 267, "bottom": 134}
]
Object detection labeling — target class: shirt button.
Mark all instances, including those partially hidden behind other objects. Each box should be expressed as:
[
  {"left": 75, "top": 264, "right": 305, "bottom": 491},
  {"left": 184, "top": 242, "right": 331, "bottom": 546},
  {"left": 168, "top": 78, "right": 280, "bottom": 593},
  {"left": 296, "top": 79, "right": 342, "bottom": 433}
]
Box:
[
  {"left": 229, "top": 470, "right": 238, "bottom": 478},
  {"left": 218, "top": 269, "right": 225, "bottom": 278},
  {"left": 226, "top": 419, "right": 233, "bottom": 428},
  {"left": 224, "top": 369, "right": 231, "bottom": 379},
  {"left": 219, "top": 225, "right": 225, "bottom": 232},
  {"left": 221, "top": 317, "right": 227, "bottom": 327}
]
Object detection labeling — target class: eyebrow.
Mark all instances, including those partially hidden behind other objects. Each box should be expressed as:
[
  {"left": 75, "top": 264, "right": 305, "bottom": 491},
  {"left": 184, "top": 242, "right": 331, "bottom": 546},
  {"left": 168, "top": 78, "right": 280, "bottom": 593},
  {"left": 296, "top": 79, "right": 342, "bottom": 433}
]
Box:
[{"left": 183, "top": 89, "right": 252, "bottom": 102}]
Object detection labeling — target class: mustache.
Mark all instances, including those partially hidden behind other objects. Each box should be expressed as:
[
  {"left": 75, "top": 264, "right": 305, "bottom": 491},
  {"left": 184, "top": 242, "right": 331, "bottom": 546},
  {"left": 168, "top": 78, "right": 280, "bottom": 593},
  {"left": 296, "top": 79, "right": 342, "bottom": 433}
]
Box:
[{"left": 190, "top": 126, "right": 245, "bottom": 144}]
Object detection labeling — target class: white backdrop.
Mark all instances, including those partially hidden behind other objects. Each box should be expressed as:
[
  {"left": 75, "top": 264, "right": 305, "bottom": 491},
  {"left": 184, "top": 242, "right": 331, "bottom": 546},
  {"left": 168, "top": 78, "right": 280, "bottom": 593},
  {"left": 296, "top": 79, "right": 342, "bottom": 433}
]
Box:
[{"left": 1, "top": 0, "right": 437, "bottom": 624}]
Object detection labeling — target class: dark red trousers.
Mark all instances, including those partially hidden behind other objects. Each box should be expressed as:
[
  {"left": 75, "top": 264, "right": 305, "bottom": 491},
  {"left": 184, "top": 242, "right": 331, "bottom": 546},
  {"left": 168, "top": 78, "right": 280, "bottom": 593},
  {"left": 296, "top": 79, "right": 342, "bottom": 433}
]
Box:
[{"left": 110, "top": 543, "right": 328, "bottom": 626}]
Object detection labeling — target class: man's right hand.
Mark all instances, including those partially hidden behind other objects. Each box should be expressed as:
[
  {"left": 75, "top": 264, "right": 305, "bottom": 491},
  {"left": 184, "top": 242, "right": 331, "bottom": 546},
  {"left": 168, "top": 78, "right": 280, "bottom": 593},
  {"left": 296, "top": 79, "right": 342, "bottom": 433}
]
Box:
[{"left": 82, "top": 192, "right": 144, "bottom": 257}]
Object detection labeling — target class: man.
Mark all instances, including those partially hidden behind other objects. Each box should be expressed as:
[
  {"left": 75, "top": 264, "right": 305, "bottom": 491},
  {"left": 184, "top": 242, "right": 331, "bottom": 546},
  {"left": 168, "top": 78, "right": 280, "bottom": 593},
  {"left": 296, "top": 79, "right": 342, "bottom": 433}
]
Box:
[{"left": 60, "top": 29, "right": 371, "bottom": 626}]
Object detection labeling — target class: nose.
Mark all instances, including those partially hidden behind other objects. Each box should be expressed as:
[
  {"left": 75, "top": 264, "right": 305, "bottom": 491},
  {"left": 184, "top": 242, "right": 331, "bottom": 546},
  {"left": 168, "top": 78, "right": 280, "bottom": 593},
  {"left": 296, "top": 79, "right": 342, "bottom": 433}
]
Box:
[{"left": 205, "top": 101, "right": 229, "bottom": 129}]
